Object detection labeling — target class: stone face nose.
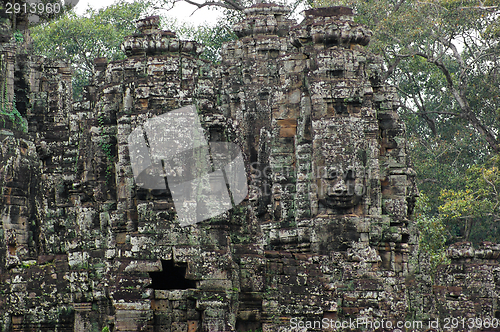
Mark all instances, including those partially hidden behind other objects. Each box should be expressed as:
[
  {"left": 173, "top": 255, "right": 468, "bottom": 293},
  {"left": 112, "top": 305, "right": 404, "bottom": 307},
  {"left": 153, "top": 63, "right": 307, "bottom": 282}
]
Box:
[{"left": 330, "top": 179, "right": 348, "bottom": 195}]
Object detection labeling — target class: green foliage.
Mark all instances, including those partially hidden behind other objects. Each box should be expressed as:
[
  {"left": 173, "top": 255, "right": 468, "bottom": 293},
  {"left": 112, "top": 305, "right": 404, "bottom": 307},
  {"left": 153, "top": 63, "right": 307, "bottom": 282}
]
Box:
[
  {"left": 161, "top": 17, "right": 237, "bottom": 63},
  {"left": 30, "top": 0, "right": 152, "bottom": 100},
  {"left": 57, "top": 305, "right": 74, "bottom": 317},
  {"left": 13, "top": 30, "right": 23, "bottom": 44},
  {"left": 20, "top": 261, "right": 37, "bottom": 269},
  {"left": 31, "top": 0, "right": 150, "bottom": 62},
  {"left": 72, "top": 70, "right": 90, "bottom": 104},
  {"left": 201, "top": 293, "right": 224, "bottom": 301},
  {"left": 407, "top": 127, "right": 489, "bottom": 212},
  {"left": 0, "top": 62, "right": 28, "bottom": 133},
  {"left": 0, "top": 99, "right": 28, "bottom": 133},
  {"left": 416, "top": 194, "right": 450, "bottom": 271},
  {"left": 438, "top": 156, "right": 500, "bottom": 243},
  {"left": 97, "top": 114, "right": 115, "bottom": 185}
]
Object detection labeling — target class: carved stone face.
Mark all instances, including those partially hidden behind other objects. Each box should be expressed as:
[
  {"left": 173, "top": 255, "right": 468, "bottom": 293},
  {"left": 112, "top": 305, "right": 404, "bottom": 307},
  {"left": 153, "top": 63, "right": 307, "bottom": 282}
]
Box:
[
  {"left": 312, "top": 117, "right": 370, "bottom": 214},
  {"left": 318, "top": 166, "right": 362, "bottom": 209}
]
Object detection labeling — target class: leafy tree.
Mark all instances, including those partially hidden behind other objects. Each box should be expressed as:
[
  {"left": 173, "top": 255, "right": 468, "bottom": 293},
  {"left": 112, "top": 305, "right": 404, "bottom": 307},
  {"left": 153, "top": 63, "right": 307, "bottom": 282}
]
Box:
[
  {"left": 439, "top": 156, "right": 500, "bottom": 242},
  {"left": 375, "top": 0, "right": 500, "bottom": 244},
  {"left": 416, "top": 193, "right": 450, "bottom": 271},
  {"left": 161, "top": 17, "right": 237, "bottom": 62},
  {"left": 29, "top": 0, "right": 152, "bottom": 99}
]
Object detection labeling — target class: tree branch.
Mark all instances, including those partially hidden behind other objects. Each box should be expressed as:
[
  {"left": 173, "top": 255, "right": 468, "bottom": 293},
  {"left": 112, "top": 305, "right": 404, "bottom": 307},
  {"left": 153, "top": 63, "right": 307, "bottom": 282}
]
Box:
[
  {"left": 393, "top": 0, "right": 406, "bottom": 13},
  {"left": 382, "top": 55, "right": 404, "bottom": 82},
  {"left": 482, "top": 169, "right": 500, "bottom": 212},
  {"left": 420, "top": 178, "right": 438, "bottom": 184},
  {"left": 412, "top": 75, "right": 437, "bottom": 135},
  {"left": 182, "top": 0, "right": 244, "bottom": 11},
  {"left": 435, "top": 35, "right": 466, "bottom": 83},
  {"left": 72, "top": 36, "right": 94, "bottom": 74},
  {"left": 414, "top": 111, "right": 464, "bottom": 117},
  {"left": 414, "top": 52, "right": 500, "bottom": 153},
  {"left": 458, "top": 6, "right": 499, "bottom": 12}
]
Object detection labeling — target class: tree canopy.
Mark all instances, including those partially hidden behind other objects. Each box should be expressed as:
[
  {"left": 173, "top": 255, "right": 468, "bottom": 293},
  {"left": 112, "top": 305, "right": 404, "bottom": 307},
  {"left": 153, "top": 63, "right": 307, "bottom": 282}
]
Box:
[{"left": 29, "top": 0, "right": 152, "bottom": 99}]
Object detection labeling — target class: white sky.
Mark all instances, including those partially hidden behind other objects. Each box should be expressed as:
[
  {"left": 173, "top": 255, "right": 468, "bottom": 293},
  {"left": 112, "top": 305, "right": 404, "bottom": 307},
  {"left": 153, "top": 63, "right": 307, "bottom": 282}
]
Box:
[
  {"left": 74, "top": 0, "right": 224, "bottom": 26},
  {"left": 74, "top": 0, "right": 305, "bottom": 26}
]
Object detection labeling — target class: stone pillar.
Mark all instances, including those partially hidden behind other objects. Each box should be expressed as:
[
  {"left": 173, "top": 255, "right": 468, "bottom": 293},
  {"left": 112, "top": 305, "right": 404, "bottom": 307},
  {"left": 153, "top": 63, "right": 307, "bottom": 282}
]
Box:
[
  {"left": 220, "top": 4, "right": 295, "bottom": 221},
  {"left": 289, "top": 6, "right": 379, "bottom": 219}
]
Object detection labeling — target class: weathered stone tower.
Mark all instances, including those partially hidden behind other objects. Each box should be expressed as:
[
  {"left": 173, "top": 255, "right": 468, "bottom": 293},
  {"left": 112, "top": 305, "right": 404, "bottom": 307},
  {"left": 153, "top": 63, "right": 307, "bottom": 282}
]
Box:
[{"left": 1, "top": 2, "right": 500, "bottom": 332}]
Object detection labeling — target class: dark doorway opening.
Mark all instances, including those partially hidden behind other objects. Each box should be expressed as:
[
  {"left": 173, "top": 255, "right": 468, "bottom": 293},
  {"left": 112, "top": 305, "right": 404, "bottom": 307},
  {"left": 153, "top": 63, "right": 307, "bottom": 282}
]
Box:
[
  {"left": 236, "top": 320, "right": 261, "bottom": 332},
  {"left": 148, "top": 259, "right": 197, "bottom": 290}
]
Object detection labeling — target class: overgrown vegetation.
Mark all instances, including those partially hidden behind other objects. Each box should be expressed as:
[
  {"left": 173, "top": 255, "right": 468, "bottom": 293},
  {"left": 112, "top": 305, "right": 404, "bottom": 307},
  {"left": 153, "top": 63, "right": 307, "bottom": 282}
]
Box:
[
  {"left": 0, "top": 55, "right": 28, "bottom": 133},
  {"left": 415, "top": 194, "right": 450, "bottom": 272},
  {"left": 97, "top": 114, "right": 115, "bottom": 185}
]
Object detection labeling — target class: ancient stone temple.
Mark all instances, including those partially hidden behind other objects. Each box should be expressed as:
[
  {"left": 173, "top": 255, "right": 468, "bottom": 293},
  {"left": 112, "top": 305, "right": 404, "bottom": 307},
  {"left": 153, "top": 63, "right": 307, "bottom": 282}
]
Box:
[{"left": 1, "top": 3, "right": 500, "bottom": 332}]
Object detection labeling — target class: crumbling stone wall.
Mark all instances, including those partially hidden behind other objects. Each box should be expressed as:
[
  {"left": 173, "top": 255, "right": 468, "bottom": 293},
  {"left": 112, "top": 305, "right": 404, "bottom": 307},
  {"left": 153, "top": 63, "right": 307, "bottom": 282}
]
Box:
[
  {"left": 0, "top": 3, "right": 498, "bottom": 332},
  {"left": 406, "top": 242, "right": 500, "bottom": 325}
]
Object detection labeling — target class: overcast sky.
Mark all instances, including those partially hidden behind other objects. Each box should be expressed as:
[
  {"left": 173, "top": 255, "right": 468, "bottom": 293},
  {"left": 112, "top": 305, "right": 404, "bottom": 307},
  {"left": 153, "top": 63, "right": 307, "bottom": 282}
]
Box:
[
  {"left": 74, "top": 0, "right": 305, "bottom": 26},
  {"left": 74, "top": 0, "right": 224, "bottom": 26}
]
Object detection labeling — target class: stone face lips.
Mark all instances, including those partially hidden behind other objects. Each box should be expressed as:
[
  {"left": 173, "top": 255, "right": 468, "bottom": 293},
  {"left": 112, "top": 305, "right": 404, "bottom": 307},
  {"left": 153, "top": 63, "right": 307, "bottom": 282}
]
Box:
[{"left": 0, "top": 3, "right": 498, "bottom": 332}]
